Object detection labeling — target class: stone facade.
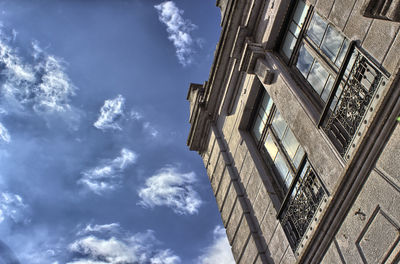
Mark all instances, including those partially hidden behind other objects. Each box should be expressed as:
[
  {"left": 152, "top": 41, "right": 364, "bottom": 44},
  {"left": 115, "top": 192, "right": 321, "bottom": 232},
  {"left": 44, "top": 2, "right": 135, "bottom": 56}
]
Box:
[{"left": 188, "top": 0, "right": 400, "bottom": 263}]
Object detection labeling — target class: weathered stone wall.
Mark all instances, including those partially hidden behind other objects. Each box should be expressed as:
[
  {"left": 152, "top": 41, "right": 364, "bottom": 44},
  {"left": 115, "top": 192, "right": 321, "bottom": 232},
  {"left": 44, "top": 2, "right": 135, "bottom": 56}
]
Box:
[
  {"left": 322, "top": 124, "right": 400, "bottom": 263},
  {"left": 192, "top": 0, "right": 400, "bottom": 263},
  {"left": 312, "top": 0, "right": 400, "bottom": 75}
]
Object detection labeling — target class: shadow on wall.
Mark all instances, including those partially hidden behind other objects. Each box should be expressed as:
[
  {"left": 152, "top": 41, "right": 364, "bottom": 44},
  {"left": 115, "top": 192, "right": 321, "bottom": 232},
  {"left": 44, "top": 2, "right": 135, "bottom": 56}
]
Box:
[{"left": 0, "top": 241, "right": 20, "bottom": 264}]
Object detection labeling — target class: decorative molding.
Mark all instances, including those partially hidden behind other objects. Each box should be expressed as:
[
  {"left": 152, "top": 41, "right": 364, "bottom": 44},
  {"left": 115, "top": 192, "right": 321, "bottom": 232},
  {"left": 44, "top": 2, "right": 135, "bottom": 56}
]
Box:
[
  {"left": 254, "top": 58, "right": 275, "bottom": 85},
  {"left": 239, "top": 41, "right": 265, "bottom": 74},
  {"left": 216, "top": 0, "right": 230, "bottom": 25},
  {"left": 187, "top": 82, "right": 211, "bottom": 152},
  {"left": 363, "top": 0, "right": 400, "bottom": 21},
  {"left": 231, "top": 26, "right": 249, "bottom": 59}
]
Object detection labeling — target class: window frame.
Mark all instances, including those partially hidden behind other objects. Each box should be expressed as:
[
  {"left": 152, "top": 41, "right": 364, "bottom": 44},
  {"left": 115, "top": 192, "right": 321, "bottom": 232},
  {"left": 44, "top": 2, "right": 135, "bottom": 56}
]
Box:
[
  {"left": 249, "top": 88, "right": 308, "bottom": 199},
  {"left": 248, "top": 85, "right": 328, "bottom": 251},
  {"left": 278, "top": 1, "right": 353, "bottom": 116},
  {"left": 276, "top": 0, "right": 393, "bottom": 159}
]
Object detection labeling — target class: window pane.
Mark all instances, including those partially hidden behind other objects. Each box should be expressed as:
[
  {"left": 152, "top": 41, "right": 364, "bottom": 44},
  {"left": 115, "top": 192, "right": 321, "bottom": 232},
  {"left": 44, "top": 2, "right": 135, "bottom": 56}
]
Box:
[
  {"left": 284, "top": 171, "right": 294, "bottom": 189},
  {"left": 264, "top": 133, "right": 278, "bottom": 161},
  {"left": 330, "top": 84, "right": 343, "bottom": 111},
  {"left": 296, "top": 44, "right": 314, "bottom": 78},
  {"left": 274, "top": 152, "right": 289, "bottom": 182},
  {"left": 307, "top": 13, "right": 328, "bottom": 46},
  {"left": 282, "top": 129, "right": 300, "bottom": 160},
  {"left": 261, "top": 92, "right": 274, "bottom": 117},
  {"left": 289, "top": 21, "right": 302, "bottom": 38},
  {"left": 293, "top": 146, "right": 305, "bottom": 169},
  {"left": 258, "top": 108, "right": 269, "bottom": 124},
  {"left": 307, "top": 60, "right": 329, "bottom": 95},
  {"left": 252, "top": 115, "right": 264, "bottom": 141},
  {"left": 321, "top": 25, "right": 344, "bottom": 62},
  {"left": 271, "top": 111, "right": 287, "bottom": 140},
  {"left": 299, "top": 160, "right": 310, "bottom": 180},
  {"left": 336, "top": 38, "right": 349, "bottom": 67},
  {"left": 321, "top": 75, "right": 335, "bottom": 102},
  {"left": 293, "top": 0, "right": 309, "bottom": 27},
  {"left": 345, "top": 50, "right": 358, "bottom": 77},
  {"left": 282, "top": 32, "right": 297, "bottom": 59}
]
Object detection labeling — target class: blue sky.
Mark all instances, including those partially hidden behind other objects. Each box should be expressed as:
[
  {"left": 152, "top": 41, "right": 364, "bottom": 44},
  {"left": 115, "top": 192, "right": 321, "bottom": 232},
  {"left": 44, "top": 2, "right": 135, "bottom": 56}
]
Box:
[{"left": 0, "top": 0, "right": 235, "bottom": 263}]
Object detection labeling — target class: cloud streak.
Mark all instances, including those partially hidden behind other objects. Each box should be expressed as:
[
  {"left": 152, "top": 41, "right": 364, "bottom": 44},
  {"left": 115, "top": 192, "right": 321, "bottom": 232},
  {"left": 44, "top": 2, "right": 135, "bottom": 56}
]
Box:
[
  {"left": 155, "top": 1, "right": 197, "bottom": 66},
  {"left": 68, "top": 225, "right": 180, "bottom": 264},
  {"left": 79, "top": 148, "right": 137, "bottom": 195},
  {"left": 77, "top": 223, "right": 121, "bottom": 236},
  {"left": 197, "top": 226, "right": 235, "bottom": 264},
  {"left": 0, "top": 122, "right": 10, "bottom": 143},
  {"left": 138, "top": 166, "right": 202, "bottom": 215},
  {"left": 94, "top": 95, "right": 125, "bottom": 131}
]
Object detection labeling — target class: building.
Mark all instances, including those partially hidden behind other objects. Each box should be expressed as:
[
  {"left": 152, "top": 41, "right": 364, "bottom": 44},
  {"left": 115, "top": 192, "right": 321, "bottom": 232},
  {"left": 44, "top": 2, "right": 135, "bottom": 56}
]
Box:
[{"left": 187, "top": 0, "right": 400, "bottom": 263}]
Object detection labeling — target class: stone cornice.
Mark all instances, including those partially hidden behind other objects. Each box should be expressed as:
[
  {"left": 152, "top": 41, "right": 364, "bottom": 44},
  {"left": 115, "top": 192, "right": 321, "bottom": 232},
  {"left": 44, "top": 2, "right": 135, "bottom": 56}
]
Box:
[
  {"left": 187, "top": 83, "right": 210, "bottom": 152},
  {"left": 187, "top": 0, "right": 265, "bottom": 152},
  {"left": 205, "top": 0, "right": 266, "bottom": 121}
]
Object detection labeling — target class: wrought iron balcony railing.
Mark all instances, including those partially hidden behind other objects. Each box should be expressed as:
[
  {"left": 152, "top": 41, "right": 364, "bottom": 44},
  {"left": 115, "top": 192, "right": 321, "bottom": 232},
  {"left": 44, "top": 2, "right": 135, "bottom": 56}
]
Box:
[
  {"left": 321, "top": 46, "right": 389, "bottom": 160},
  {"left": 278, "top": 161, "right": 327, "bottom": 252}
]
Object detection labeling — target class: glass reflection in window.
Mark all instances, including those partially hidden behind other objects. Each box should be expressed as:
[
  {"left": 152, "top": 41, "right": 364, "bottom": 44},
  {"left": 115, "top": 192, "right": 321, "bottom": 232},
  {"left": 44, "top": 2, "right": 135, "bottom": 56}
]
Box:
[
  {"left": 281, "top": 1, "right": 309, "bottom": 59},
  {"left": 272, "top": 111, "right": 288, "bottom": 140},
  {"left": 307, "top": 13, "right": 327, "bottom": 46}
]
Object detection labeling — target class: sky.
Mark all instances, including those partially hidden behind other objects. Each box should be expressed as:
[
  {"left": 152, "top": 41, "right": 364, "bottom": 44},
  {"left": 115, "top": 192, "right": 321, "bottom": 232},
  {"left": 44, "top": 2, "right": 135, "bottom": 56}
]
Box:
[{"left": 0, "top": 0, "right": 236, "bottom": 263}]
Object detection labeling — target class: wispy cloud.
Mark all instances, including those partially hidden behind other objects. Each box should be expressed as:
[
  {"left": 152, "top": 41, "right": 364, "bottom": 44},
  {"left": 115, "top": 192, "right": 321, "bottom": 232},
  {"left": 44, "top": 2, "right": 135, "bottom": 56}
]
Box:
[
  {"left": 94, "top": 95, "right": 125, "bottom": 131},
  {"left": 197, "top": 226, "right": 235, "bottom": 264},
  {"left": 0, "top": 122, "right": 10, "bottom": 143},
  {"left": 77, "top": 223, "right": 120, "bottom": 236},
  {"left": 31, "top": 42, "right": 77, "bottom": 114},
  {"left": 93, "top": 96, "right": 160, "bottom": 138},
  {"left": 129, "top": 109, "right": 143, "bottom": 121},
  {"left": 79, "top": 148, "right": 137, "bottom": 195},
  {"left": 68, "top": 225, "right": 180, "bottom": 264},
  {"left": 138, "top": 166, "right": 202, "bottom": 215},
  {"left": 143, "top": 122, "right": 159, "bottom": 138},
  {"left": 0, "top": 191, "right": 28, "bottom": 224},
  {"left": 155, "top": 1, "right": 197, "bottom": 66},
  {"left": 0, "top": 26, "right": 80, "bottom": 127}
]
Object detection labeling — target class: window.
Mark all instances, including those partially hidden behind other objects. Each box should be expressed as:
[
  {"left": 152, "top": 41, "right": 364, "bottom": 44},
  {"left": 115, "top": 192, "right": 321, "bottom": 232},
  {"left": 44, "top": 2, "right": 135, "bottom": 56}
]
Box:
[
  {"left": 281, "top": 1, "right": 349, "bottom": 110},
  {"left": 280, "top": 1, "right": 389, "bottom": 159},
  {"left": 251, "top": 88, "right": 327, "bottom": 252},
  {"left": 251, "top": 90, "right": 305, "bottom": 193}
]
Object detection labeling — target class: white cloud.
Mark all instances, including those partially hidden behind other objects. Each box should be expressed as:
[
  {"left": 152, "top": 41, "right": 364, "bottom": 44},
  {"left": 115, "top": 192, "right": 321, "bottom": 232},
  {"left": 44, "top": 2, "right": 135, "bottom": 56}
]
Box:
[
  {"left": 143, "top": 122, "right": 159, "bottom": 138},
  {"left": 150, "top": 250, "right": 181, "bottom": 264},
  {"left": 154, "top": 1, "right": 197, "bottom": 66},
  {"left": 0, "top": 26, "right": 80, "bottom": 127},
  {"left": 79, "top": 148, "right": 137, "bottom": 194},
  {"left": 0, "top": 122, "right": 10, "bottom": 143},
  {"left": 94, "top": 96, "right": 160, "bottom": 137},
  {"left": 5, "top": 228, "right": 65, "bottom": 264},
  {"left": 68, "top": 227, "right": 180, "bottom": 264},
  {"left": 138, "top": 166, "right": 202, "bottom": 215},
  {"left": 94, "top": 95, "right": 125, "bottom": 131},
  {"left": 31, "top": 42, "right": 77, "bottom": 114},
  {"left": 129, "top": 109, "right": 143, "bottom": 121},
  {"left": 0, "top": 191, "right": 28, "bottom": 224},
  {"left": 77, "top": 223, "right": 121, "bottom": 236},
  {"left": 197, "top": 226, "right": 235, "bottom": 264},
  {"left": 69, "top": 236, "right": 137, "bottom": 264},
  {"left": 67, "top": 260, "right": 108, "bottom": 264}
]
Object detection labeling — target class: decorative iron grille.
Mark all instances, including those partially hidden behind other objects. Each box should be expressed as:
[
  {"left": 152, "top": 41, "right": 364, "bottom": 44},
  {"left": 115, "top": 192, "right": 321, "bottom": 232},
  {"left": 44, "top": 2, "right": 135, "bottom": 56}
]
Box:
[
  {"left": 323, "top": 48, "right": 388, "bottom": 158},
  {"left": 279, "top": 163, "right": 326, "bottom": 251}
]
